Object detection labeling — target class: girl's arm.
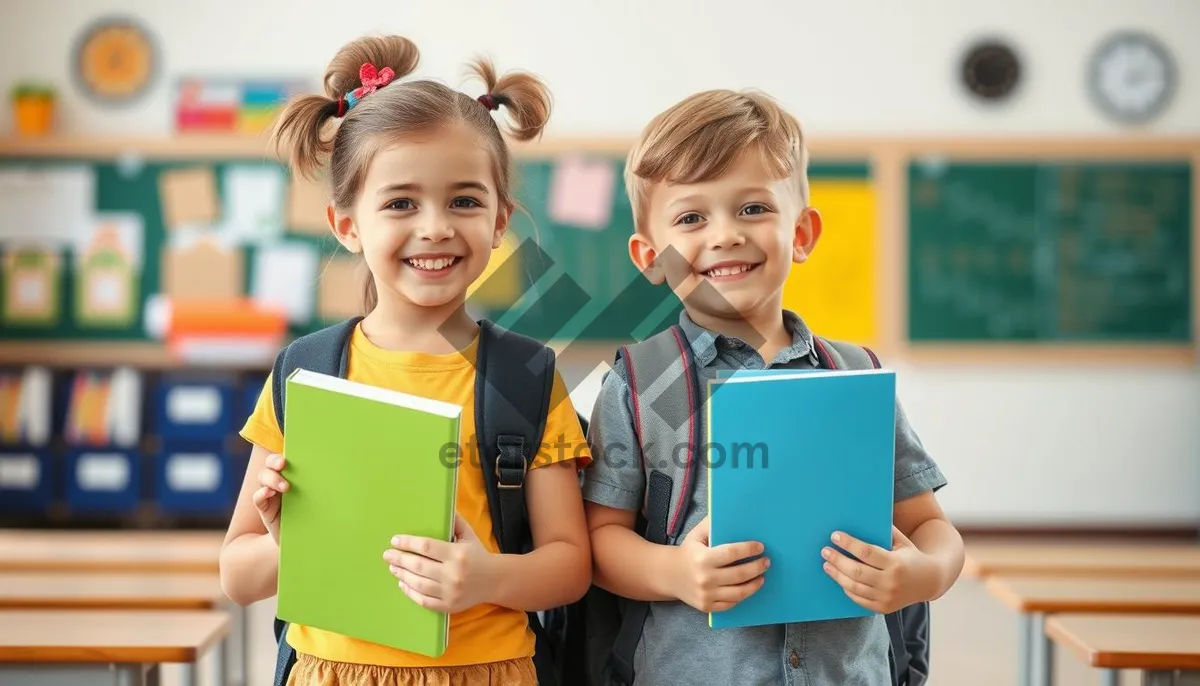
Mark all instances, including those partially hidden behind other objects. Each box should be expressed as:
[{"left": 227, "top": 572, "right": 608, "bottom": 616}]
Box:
[
  {"left": 219, "top": 444, "right": 281, "bottom": 606},
  {"left": 486, "top": 460, "right": 592, "bottom": 610}
]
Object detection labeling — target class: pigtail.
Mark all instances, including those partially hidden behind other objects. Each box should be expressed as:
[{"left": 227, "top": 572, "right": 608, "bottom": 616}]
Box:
[
  {"left": 271, "top": 35, "right": 422, "bottom": 181},
  {"left": 468, "top": 57, "right": 552, "bottom": 142}
]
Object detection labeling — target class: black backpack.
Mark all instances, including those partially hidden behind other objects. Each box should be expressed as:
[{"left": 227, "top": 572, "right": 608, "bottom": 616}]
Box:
[
  {"left": 576, "top": 325, "right": 932, "bottom": 686},
  {"left": 266, "top": 316, "right": 587, "bottom": 686}
]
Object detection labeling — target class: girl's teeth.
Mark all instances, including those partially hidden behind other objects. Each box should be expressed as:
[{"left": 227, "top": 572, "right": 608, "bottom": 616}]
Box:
[{"left": 409, "top": 258, "right": 455, "bottom": 271}]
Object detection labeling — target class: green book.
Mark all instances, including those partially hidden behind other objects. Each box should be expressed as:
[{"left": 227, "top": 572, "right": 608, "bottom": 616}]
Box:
[{"left": 276, "top": 368, "right": 462, "bottom": 657}]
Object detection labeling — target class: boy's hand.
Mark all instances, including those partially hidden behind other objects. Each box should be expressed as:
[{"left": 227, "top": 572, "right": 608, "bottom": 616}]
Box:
[
  {"left": 253, "top": 453, "right": 289, "bottom": 544},
  {"left": 384, "top": 514, "right": 497, "bottom": 614},
  {"left": 672, "top": 515, "right": 769, "bottom": 613},
  {"left": 821, "top": 526, "right": 937, "bottom": 614}
]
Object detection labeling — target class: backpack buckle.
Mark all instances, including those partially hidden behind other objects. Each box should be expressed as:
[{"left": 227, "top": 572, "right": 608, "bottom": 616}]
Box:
[{"left": 496, "top": 435, "right": 527, "bottom": 490}]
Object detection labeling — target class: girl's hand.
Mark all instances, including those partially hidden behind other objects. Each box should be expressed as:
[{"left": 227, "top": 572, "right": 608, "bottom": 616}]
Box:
[
  {"left": 384, "top": 514, "right": 497, "bottom": 614},
  {"left": 821, "top": 526, "right": 937, "bottom": 614},
  {"left": 253, "top": 453, "right": 289, "bottom": 543}
]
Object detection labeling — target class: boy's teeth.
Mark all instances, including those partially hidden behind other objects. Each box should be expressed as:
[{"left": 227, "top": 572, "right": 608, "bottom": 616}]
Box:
[
  {"left": 706, "top": 264, "right": 752, "bottom": 277},
  {"left": 408, "top": 257, "right": 455, "bottom": 271}
]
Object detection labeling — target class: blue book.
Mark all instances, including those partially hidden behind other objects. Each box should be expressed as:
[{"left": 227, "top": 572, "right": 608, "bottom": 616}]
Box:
[{"left": 706, "top": 367, "right": 896, "bottom": 629}]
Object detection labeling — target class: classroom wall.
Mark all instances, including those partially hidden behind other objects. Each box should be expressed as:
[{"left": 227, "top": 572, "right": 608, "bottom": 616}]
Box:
[{"left": 4, "top": 0, "right": 1200, "bottom": 526}]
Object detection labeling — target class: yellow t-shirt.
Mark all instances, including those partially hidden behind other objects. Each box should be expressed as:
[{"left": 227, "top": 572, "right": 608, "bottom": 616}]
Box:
[{"left": 239, "top": 323, "right": 591, "bottom": 668}]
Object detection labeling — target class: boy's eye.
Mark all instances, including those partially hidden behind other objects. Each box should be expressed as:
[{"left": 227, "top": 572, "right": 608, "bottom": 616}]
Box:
[
  {"left": 676, "top": 212, "right": 703, "bottom": 226},
  {"left": 385, "top": 199, "right": 415, "bottom": 211},
  {"left": 451, "top": 196, "right": 483, "bottom": 209},
  {"left": 740, "top": 203, "right": 771, "bottom": 216}
]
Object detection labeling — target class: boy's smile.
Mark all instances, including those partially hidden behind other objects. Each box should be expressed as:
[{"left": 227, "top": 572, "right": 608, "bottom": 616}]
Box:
[{"left": 628, "top": 146, "right": 821, "bottom": 334}]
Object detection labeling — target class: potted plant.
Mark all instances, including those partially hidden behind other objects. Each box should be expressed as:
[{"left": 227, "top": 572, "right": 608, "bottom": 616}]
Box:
[{"left": 10, "top": 82, "right": 57, "bottom": 136}]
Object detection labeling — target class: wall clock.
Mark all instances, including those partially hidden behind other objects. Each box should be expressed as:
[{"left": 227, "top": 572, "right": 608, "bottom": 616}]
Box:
[
  {"left": 960, "top": 39, "right": 1022, "bottom": 101},
  {"left": 1088, "top": 30, "right": 1176, "bottom": 124},
  {"left": 73, "top": 16, "right": 159, "bottom": 105}
]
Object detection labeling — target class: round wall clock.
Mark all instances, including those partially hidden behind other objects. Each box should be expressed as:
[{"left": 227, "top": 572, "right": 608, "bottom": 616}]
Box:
[
  {"left": 960, "top": 40, "right": 1022, "bottom": 101},
  {"left": 1088, "top": 30, "right": 1176, "bottom": 124},
  {"left": 73, "top": 16, "right": 158, "bottom": 104}
]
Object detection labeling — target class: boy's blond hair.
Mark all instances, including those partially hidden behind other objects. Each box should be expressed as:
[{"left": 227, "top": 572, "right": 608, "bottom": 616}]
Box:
[{"left": 625, "top": 89, "right": 810, "bottom": 232}]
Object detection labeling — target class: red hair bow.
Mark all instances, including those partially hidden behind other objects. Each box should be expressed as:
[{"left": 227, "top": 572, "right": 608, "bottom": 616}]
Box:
[{"left": 352, "top": 62, "right": 395, "bottom": 99}]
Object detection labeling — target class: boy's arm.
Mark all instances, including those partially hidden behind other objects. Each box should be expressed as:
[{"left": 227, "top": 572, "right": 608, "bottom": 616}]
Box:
[
  {"left": 894, "top": 490, "right": 963, "bottom": 601},
  {"left": 586, "top": 503, "right": 684, "bottom": 602}
]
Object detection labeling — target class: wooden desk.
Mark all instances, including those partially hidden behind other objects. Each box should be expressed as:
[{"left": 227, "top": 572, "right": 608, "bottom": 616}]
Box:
[
  {"left": 963, "top": 540, "right": 1200, "bottom": 580},
  {"left": 0, "top": 530, "right": 247, "bottom": 686},
  {"left": 1046, "top": 614, "right": 1200, "bottom": 686},
  {"left": 0, "top": 530, "right": 224, "bottom": 573},
  {"left": 985, "top": 576, "right": 1200, "bottom": 686},
  {"left": 0, "top": 572, "right": 226, "bottom": 610},
  {"left": 0, "top": 608, "right": 229, "bottom": 686}
]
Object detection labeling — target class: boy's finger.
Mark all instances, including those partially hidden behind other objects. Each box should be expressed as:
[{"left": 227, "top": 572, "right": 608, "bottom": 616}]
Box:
[
  {"left": 831, "top": 532, "right": 887, "bottom": 569},
  {"left": 822, "top": 546, "right": 883, "bottom": 588},
  {"left": 823, "top": 561, "right": 881, "bottom": 602},
  {"left": 714, "top": 555, "right": 769, "bottom": 587},
  {"left": 714, "top": 574, "right": 765, "bottom": 604},
  {"left": 707, "top": 541, "right": 765, "bottom": 568}
]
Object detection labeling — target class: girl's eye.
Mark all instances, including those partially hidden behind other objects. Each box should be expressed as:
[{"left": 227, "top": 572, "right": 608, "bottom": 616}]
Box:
[
  {"left": 386, "top": 199, "right": 414, "bottom": 211},
  {"left": 741, "top": 203, "right": 770, "bottom": 216},
  {"left": 451, "top": 197, "right": 483, "bottom": 209}
]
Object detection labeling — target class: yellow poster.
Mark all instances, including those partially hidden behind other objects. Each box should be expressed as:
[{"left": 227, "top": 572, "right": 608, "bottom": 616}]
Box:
[{"left": 782, "top": 179, "right": 877, "bottom": 346}]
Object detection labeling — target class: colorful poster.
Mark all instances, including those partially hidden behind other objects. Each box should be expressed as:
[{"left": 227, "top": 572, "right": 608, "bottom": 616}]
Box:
[
  {"left": 781, "top": 179, "right": 878, "bottom": 346},
  {"left": 2, "top": 248, "right": 61, "bottom": 326},
  {"left": 75, "top": 214, "right": 143, "bottom": 328}
]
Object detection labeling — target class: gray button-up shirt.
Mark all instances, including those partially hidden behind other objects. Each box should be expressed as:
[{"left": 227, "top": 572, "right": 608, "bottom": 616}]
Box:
[{"left": 582, "top": 310, "right": 948, "bottom": 685}]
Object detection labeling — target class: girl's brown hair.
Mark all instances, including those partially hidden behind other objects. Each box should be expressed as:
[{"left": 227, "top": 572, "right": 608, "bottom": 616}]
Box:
[{"left": 270, "top": 34, "right": 552, "bottom": 311}]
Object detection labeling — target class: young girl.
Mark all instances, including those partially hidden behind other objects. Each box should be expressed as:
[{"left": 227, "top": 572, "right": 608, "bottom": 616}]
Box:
[{"left": 219, "top": 34, "right": 593, "bottom": 686}]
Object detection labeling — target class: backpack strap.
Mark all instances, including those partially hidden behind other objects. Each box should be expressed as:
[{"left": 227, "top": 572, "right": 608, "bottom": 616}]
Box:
[
  {"left": 475, "top": 319, "right": 555, "bottom": 556},
  {"left": 270, "top": 316, "right": 363, "bottom": 431},
  {"left": 606, "top": 327, "right": 698, "bottom": 685},
  {"left": 267, "top": 316, "right": 362, "bottom": 686}
]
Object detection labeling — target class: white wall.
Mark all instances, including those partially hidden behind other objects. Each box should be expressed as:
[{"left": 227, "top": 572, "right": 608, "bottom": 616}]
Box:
[{"left": 4, "top": 0, "right": 1199, "bottom": 526}]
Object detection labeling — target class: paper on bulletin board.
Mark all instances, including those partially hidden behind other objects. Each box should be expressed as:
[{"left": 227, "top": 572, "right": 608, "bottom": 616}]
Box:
[
  {"left": 2, "top": 248, "right": 61, "bottom": 326},
  {"left": 287, "top": 172, "right": 330, "bottom": 236},
  {"left": 74, "top": 213, "right": 144, "bottom": 328},
  {"left": 317, "top": 256, "right": 364, "bottom": 320},
  {"left": 159, "top": 166, "right": 219, "bottom": 231},
  {"left": 0, "top": 167, "right": 94, "bottom": 248},
  {"left": 161, "top": 234, "right": 244, "bottom": 301},
  {"left": 547, "top": 156, "right": 616, "bottom": 229},
  {"left": 223, "top": 165, "right": 285, "bottom": 244},
  {"left": 781, "top": 180, "right": 877, "bottom": 346},
  {"left": 252, "top": 242, "right": 318, "bottom": 324}
]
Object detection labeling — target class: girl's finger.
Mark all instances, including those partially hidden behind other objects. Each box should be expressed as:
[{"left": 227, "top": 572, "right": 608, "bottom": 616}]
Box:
[
  {"left": 390, "top": 535, "right": 451, "bottom": 562},
  {"left": 398, "top": 579, "right": 448, "bottom": 612},
  {"left": 253, "top": 486, "right": 277, "bottom": 509},
  {"left": 383, "top": 550, "right": 441, "bottom": 580},
  {"left": 394, "top": 567, "right": 442, "bottom": 599},
  {"left": 258, "top": 469, "right": 289, "bottom": 492}
]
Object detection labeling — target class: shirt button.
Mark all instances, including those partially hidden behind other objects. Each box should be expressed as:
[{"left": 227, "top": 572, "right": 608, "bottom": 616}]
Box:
[{"left": 789, "top": 650, "right": 800, "bottom": 668}]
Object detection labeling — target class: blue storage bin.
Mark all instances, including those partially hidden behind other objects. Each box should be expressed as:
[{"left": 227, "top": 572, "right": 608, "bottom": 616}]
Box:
[
  {"left": 0, "top": 448, "right": 56, "bottom": 512},
  {"left": 155, "top": 439, "right": 236, "bottom": 514},
  {"left": 156, "top": 379, "right": 235, "bottom": 439},
  {"left": 241, "top": 374, "right": 268, "bottom": 424},
  {"left": 65, "top": 448, "right": 141, "bottom": 513}
]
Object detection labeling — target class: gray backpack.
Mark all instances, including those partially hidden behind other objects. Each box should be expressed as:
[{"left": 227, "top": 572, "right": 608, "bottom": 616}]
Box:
[{"left": 581, "top": 325, "right": 931, "bottom": 686}]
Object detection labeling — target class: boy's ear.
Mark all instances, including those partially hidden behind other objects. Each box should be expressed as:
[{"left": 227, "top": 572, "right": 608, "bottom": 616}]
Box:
[
  {"left": 792, "top": 207, "right": 822, "bottom": 264},
  {"left": 628, "top": 231, "right": 665, "bottom": 284},
  {"left": 493, "top": 203, "right": 513, "bottom": 249},
  {"left": 328, "top": 204, "right": 362, "bottom": 254}
]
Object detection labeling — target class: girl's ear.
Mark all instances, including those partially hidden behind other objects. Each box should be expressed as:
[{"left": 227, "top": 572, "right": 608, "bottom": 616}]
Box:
[
  {"left": 628, "top": 232, "right": 665, "bottom": 284},
  {"left": 792, "top": 207, "right": 822, "bottom": 264},
  {"left": 493, "top": 203, "right": 513, "bottom": 249},
  {"left": 328, "top": 204, "right": 361, "bottom": 253}
]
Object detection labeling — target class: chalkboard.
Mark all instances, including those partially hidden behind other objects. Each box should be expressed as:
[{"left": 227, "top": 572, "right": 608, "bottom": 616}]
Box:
[
  {"left": 0, "top": 149, "right": 869, "bottom": 346},
  {"left": 907, "top": 160, "right": 1193, "bottom": 343}
]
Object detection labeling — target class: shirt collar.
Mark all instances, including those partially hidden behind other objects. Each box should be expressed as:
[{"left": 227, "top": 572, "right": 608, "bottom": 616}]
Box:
[{"left": 675, "top": 309, "right": 815, "bottom": 367}]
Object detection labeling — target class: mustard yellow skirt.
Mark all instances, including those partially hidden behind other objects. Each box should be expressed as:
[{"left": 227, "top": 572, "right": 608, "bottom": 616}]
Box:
[{"left": 286, "top": 653, "right": 538, "bottom": 686}]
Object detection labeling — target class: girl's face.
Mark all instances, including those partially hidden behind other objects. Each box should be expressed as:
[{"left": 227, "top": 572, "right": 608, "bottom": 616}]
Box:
[{"left": 334, "top": 123, "right": 509, "bottom": 312}]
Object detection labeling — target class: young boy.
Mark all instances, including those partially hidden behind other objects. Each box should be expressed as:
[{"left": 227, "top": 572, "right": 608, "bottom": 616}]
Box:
[{"left": 582, "top": 89, "right": 964, "bottom": 685}]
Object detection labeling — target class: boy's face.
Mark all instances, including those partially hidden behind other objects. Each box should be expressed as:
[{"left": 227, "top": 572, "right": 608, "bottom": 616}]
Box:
[{"left": 628, "top": 147, "right": 821, "bottom": 325}]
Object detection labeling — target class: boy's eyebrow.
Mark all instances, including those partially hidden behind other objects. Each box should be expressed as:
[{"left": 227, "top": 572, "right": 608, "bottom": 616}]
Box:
[
  {"left": 665, "top": 186, "right": 776, "bottom": 210},
  {"left": 377, "top": 181, "right": 490, "bottom": 195}
]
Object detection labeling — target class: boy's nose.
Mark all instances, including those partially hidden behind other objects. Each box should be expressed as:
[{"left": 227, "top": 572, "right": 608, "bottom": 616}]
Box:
[{"left": 708, "top": 219, "right": 746, "bottom": 249}]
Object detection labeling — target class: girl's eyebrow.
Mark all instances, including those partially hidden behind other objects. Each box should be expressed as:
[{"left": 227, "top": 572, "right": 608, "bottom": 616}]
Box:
[{"left": 377, "top": 181, "right": 490, "bottom": 196}]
